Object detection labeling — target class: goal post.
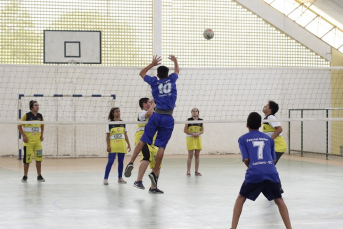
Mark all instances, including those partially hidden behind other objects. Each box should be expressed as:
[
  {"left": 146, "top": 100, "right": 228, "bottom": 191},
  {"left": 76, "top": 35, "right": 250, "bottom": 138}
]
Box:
[{"left": 18, "top": 94, "right": 116, "bottom": 159}]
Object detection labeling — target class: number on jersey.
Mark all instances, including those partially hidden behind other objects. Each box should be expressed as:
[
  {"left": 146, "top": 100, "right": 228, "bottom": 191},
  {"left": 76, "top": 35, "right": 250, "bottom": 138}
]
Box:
[
  {"left": 253, "top": 141, "right": 265, "bottom": 160},
  {"left": 158, "top": 82, "right": 172, "bottom": 94}
]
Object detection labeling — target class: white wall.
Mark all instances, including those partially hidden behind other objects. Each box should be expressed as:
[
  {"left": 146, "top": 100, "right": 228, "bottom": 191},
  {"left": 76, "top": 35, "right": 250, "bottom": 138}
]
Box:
[{"left": 0, "top": 65, "right": 333, "bottom": 157}]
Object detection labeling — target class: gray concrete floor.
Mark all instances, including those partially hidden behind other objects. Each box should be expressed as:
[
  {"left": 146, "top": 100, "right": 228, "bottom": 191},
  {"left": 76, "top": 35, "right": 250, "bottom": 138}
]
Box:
[{"left": 0, "top": 155, "right": 342, "bottom": 229}]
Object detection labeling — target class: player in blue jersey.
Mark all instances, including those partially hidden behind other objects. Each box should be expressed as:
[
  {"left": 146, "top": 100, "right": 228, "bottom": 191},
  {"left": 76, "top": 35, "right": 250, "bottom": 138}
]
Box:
[
  {"left": 124, "top": 55, "right": 179, "bottom": 190},
  {"left": 230, "top": 112, "right": 292, "bottom": 229}
]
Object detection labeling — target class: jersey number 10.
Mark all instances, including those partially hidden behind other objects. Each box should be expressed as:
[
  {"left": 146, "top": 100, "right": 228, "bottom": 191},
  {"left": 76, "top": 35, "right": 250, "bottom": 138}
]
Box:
[{"left": 158, "top": 82, "right": 172, "bottom": 94}]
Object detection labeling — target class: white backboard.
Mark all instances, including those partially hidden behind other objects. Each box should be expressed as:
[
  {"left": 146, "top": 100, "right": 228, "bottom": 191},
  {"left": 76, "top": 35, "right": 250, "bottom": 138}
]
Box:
[{"left": 44, "top": 30, "right": 101, "bottom": 64}]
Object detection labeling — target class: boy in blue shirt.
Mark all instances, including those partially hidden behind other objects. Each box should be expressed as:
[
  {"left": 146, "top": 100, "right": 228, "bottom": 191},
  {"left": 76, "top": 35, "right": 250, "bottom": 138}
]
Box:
[
  {"left": 124, "top": 55, "right": 179, "bottom": 192},
  {"left": 231, "top": 112, "right": 292, "bottom": 229}
]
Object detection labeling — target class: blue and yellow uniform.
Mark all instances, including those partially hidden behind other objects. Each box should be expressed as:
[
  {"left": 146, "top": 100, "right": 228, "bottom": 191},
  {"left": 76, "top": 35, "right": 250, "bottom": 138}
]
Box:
[
  {"left": 262, "top": 115, "right": 287, "bottom": 153},
  {"left": 19, "top": 112, "right": 44, "bottom": 163},
  {"left": 104, "top": 121, "right": 128, "bottom": 180},
  {"left": 106, "top": 122, "right": 128, "bottom": 153},
  {"left": 141, "top": 73, "right": 178, "bottom": 149},
  {"left": 186, "top": 118, "right": 203, "bottom": 150}
]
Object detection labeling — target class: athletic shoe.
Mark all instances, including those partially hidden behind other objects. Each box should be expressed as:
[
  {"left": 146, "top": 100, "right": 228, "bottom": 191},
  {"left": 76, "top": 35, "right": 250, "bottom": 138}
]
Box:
[
  {"left": 195, "top": 171, "right": 202, "bottom": 176},
  {"left": 149, "top": 187, "right": 164, "bottom": 194},
  {"left": 118, "top": 178, "right": 127, "bottom": 184},
  {"left": 148, "top": 172, "right": 158, "bottom": 187},
  {"left": 21, "top": 176, "right": 27, "bottom": 183},
  {"left": 103, "top": 179, "right": 109, "bottom": 185},
  {"left": 124, "top": 163, "right": 134, "bottom": 177},
  {"left": 37, "top": 175, "right": 45, "bottom": 182},
  {"left": 186, "top": 171, "right": 191, "bottom": 176},
  {"left": 133, "top": 181, "right": 145, "bottom": 189}
]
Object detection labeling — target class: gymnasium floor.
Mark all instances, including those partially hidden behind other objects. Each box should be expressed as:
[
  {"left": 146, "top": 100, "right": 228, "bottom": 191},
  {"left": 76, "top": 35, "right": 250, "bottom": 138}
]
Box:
[{"left": 0, "top": 154, "right": 342, "bottom": 229}]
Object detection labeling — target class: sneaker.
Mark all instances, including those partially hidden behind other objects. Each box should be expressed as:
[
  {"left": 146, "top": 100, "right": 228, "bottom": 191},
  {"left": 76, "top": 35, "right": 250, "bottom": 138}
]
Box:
[
  {"left": 37, "top": 175, "right": 45, "bottom": 182},
  {"left": 124, "top": 163, "right": 134, "bottom": 177},
  {"left": 195, "top": 171, "right": 202, "bottom": 176},
  {"left": 118, "top": 178, "right": 127, "bottom": 184},
  {"left": 186, "top": 171, "right": 191, "bottom": 176},
  {"left": 148, "top": 172, "right": 158, "bottom": 187},
  {"left": 21, "top": 176, "right": 27, "bottom": 183},
  {"left": 149, "top": 187, "right": 164, "bottom": 194},
  {"left": 133, "top": 181, "right": 145, "bottom": 189},
  {"left": 103, "top": 179, "right": 109, "bottom": 185}
]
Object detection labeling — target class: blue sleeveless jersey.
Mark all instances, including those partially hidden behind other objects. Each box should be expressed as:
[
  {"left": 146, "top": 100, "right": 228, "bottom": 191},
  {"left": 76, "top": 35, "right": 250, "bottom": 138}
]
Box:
[
  {"left": 144, "top": 73, "right": 178, "bottom": 110},
  {"left": 238, "top": 130, "right": 279, "bottom": 183}
]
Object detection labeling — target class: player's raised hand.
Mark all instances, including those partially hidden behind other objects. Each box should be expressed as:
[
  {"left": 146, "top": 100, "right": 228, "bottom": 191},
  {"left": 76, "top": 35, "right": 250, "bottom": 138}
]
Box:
[
  {"left": 168, "top": 55, "right": 177, "bottom": 62},
  {"left": 151, "top": 55, "right": 162, "bottom": 66}
]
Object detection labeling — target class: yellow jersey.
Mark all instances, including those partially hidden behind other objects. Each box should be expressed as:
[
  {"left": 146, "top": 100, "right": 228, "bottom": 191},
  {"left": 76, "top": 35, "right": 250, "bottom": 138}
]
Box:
[
  {"left": 107, "top": 121, "right": 127, "bottom": 153},
  {"left": 135, "top": 110, "right": 156, "bottom": 145},
  {"left": 186, "top": 118, "right": 203, "bottom": 150},
  {"left": 19, "top": 112, "right": 44, "bottom": 143},
  {"left": 262, "top": 115, "right": 287, "bottom": 153}
]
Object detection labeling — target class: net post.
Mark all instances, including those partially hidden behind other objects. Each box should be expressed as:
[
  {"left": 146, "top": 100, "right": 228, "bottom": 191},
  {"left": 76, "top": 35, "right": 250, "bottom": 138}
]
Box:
[
  {"left": 301, "top": 109, "right": 303, "bottom": 157},
  {"left": 18, "top": 94, "right": 24, "bottom": 160},
  {"left": 326, "top": 109, "right": 329, "bottom": 160},
  {"left": 288, "top": 109, "right": 291, "bottom": 155}
]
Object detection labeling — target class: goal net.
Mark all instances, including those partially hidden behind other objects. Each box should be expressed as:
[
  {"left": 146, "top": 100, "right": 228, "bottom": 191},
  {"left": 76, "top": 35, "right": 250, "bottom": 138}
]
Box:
[
  {"left": 0, "top": 64, "right": 342, "bottom": 157},
  {"left": 18, "top": 95, "right": 115, "bottom": 157}
]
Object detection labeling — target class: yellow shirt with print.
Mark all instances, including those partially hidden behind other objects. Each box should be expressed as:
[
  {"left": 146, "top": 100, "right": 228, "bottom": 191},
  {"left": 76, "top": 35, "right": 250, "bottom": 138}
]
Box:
[
  {"left": 108, "top": 123, "right": 127, "bottom": 153},
  {"left": 19, "top": 112, "right": 44, "bottom": 145}
]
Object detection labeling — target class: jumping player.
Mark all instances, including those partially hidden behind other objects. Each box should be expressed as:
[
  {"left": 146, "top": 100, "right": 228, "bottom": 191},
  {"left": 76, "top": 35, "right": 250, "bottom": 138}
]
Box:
[
  {"left": 133, "top": 98, "right": 163, "bottom": 194},
  {"left": 124, "top": 55, "right": 179, "bottom": 189}
]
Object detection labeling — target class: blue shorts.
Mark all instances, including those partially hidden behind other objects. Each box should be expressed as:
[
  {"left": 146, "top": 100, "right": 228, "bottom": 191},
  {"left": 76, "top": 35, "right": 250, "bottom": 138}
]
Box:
[
  {"left": 239, "top": 180, "right": 282, "bottom": 201},
  {"left": 140, "top": 113, "right": 174, "bottom": 149}
]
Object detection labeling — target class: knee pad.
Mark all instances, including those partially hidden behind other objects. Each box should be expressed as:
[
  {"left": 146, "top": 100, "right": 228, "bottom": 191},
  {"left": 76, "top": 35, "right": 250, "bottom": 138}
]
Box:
[{"left": 141, "top": 144, "right": 150, "bottom": 161}]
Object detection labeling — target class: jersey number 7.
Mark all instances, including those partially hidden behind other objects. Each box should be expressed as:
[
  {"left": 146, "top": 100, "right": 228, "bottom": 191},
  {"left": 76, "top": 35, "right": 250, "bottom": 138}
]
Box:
[{"left": 253, "top": 141, "right": 265, "bottom": 160}]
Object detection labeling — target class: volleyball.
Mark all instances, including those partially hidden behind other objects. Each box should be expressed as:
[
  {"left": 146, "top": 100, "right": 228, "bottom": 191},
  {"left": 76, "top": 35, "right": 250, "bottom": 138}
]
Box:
[{"left": 203, "top": 28, "right": 214, "bottom": 40}]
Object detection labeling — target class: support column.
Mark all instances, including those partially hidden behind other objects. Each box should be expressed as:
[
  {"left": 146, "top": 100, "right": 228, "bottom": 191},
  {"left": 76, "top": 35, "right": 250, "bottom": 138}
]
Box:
[{"left": 331, "top": 48, "right": 343, "bottom": 155}]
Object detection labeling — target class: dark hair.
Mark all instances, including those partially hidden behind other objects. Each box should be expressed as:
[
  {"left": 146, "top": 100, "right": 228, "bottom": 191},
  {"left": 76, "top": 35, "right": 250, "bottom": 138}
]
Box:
[
  {"left": 108, "top": 107, "right": 119, "bottom": 121},
  {"left": 157, "top": 66, "right": 169, "bottom": 79},
  {"left": 29, "top": 100, "right": 37, "bottom": 110},
  {"left": 268, "top": 100, "right": 279, "bottom": 115},
  {"left": 191, "top": 108, "right": 199, "bottom": 115},
  {"left": 247, "top": 112, "right": 261, "bottom": 130},
  {"left": 139, "top": 98, "right": 149, "bottom": 109}
]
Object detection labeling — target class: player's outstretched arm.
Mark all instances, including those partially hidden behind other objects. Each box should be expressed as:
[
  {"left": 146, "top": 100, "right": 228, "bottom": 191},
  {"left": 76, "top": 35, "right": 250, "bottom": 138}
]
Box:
[
  {"left": 168, "top": 55, "right": 179, "bottom": 74},
  {"left": 139, "top": 55, "right": 162, "bottom": 79}
]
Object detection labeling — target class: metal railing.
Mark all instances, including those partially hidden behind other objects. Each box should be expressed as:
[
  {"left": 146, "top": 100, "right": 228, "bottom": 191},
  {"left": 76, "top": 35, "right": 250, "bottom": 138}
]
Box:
[{"left": 288, "top": 108, "right": 343, "bottom": 160}]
